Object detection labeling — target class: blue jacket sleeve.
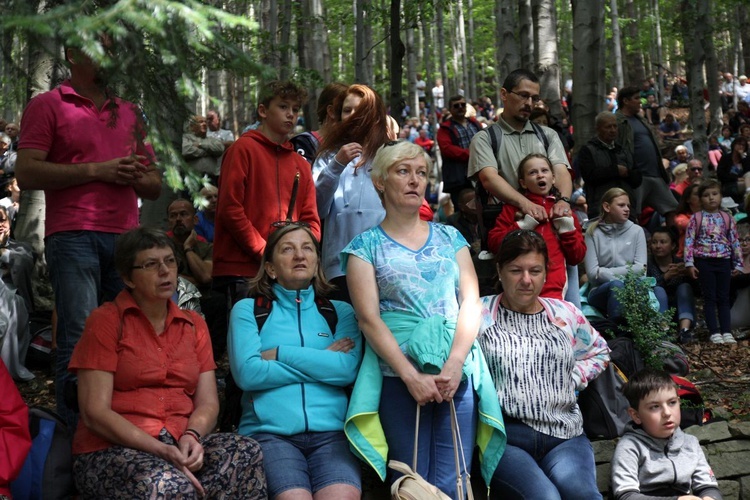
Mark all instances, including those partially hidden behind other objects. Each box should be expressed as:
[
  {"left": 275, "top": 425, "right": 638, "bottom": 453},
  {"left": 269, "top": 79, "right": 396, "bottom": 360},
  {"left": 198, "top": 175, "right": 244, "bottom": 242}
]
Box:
[
  {"left": 227, "top": 299, "right": 316, "bottom": 391},
  {"left": 276, "top": 301, "right": 363, "bottom": 386}
]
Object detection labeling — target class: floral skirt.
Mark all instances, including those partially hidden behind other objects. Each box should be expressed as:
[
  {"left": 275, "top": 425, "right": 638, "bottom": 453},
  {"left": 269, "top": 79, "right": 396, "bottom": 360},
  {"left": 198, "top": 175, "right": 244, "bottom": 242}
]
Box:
[{"left": 74, "top": 428, "right": 267, "bottom": 499}]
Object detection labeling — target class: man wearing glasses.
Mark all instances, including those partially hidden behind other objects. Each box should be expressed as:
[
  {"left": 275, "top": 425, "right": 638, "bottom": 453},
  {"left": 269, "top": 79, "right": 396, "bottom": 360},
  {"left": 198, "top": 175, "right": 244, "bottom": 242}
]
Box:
[
  {"left": 672, "top": 159, "right": 704, "bottom": 198},
  {"left": 468, "top": 69, "right": 572, "bottom": 222},
  {"left": 437, "top": 95, "right": 482, "bottom": 208}
]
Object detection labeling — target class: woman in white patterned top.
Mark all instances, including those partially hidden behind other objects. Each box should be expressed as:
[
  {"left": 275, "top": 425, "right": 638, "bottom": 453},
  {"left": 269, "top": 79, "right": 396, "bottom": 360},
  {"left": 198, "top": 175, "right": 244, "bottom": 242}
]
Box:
[{"left": 478, "top": 229, "right": 610, "bottom": 499}]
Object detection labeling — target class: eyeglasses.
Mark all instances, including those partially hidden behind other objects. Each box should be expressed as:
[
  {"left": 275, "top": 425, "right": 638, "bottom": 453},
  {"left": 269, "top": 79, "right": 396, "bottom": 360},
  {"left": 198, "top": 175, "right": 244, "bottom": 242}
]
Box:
[
  {"left": 131, "top": 256, "right": 178, "bottom": 272},
  {"left": 452, "top": 102, "right": 467, "bottom": 109},
  {"left": 508, "top": 90, "right": 542, "bottom": 104},
  {"left": 690, "top": 168, "right": 703, "bottom": 172}
]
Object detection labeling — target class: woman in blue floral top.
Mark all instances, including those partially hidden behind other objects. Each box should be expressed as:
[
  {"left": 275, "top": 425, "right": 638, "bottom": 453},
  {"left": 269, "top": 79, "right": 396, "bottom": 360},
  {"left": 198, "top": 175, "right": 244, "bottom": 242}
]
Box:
[{"left": 341, "top": 141, "right": 505, "bottom": 498}]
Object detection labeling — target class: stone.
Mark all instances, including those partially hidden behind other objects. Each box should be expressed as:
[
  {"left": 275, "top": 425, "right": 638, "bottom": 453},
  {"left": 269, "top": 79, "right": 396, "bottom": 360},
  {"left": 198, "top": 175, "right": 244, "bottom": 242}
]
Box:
[
  {"left": 686, "top": 421, "right": 732, "bottom": 444},
  {"left": 596, "top": 463, "right": 610, "bottom": 494},
  {"left": 705, "top": 440, "right": 750, "bottom": 478},
  {"left": 740, "top": 475, "right": 750, "bottom": 500},
  {"left": 729, "top": 422, "right": 750, "bottom": 439},
  {"left": 717, "top": 479, "right": 740, "bottom": 500},
  {"left": 592, "top": 440, "right": 616, "bottom": 463}
]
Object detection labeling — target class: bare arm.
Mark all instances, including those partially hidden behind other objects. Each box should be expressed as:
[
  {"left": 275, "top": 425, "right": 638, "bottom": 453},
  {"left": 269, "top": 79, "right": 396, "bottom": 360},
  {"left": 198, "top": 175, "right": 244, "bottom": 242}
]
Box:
[
  {"left": 16, "top": 148, "right": 161, "bottom": 200},
  {"left": 437, "top": 247, "right": 480, "bottom": 400},
  {"left": 346, "top": 255, "right": 444, "bottom": 405},
  {"left": 182, "top": 232, "right": 213, "bottom": 285}
]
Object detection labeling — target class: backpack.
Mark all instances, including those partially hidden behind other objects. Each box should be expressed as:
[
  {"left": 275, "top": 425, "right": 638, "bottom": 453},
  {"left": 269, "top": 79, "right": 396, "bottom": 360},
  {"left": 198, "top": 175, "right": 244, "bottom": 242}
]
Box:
[
  {"left": 219, "top": 294, "right": 339, "bottom": 432},
  {"left": 579, "top": 336, "right": 642, "bottom": 440},
  {"left": 10, "top": 407, "right": 74, "bottom": 500},
  {"left": 474, "top": 122, "right": 550, "bottom": 251},
  {"left": 291, "top": 132, "right": 321, "bottom": 167},
  {"left": 671, "top": 374, "right": 713, "bottom": 428}
]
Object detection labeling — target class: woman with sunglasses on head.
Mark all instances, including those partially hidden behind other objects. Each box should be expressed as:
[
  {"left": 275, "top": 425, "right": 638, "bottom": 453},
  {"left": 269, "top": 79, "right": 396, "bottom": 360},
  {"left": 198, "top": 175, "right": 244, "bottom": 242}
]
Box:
[
  {"left": 313, "top": 84, "right": 391, "bottom": 302},
  {"left": 228, "top": 223, "right": 363, "bottom": 500},
  {"left": 478, "top": 230, "right": 609, "bottom": 499},
  {"left": 69, "top": 227, "right": 266, "bottom": 498},
  {"left": 343, "top": 141, "right": 505, "bottom": 498}
]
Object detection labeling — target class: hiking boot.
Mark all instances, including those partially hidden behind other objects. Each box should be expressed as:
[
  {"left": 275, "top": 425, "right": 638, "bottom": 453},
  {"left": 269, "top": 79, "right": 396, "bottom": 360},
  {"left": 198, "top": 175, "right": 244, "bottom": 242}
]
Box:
[
  {"left": 709, "top": 333, "right": 724, "bottom": 344},
  {"left": 678, "top": 328, "right": 696, "bottom": 345},
  {"left": 722, "top": 333, "right": 737, "bottom": 344}
]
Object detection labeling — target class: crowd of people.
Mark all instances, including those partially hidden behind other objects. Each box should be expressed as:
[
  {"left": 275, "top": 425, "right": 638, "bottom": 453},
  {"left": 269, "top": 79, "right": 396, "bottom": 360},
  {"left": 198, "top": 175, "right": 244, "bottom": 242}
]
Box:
[{"left": 0, "top": 40, "right": 738, "bottom": 500}]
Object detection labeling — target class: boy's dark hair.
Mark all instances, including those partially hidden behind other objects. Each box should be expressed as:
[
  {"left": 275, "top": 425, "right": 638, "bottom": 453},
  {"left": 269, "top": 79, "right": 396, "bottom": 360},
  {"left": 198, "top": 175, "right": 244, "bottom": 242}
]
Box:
[
  {"left": 623, "top": 368, "right": 678, "bottom": 409},
  {"left": 697, "top": 178, "right": 722, "bottom": 198},
  {"left": 617, "top": 86, "right": 641, "bottom": 108},
  {"left": 447, "top": 95, "right": 465, "bottom": 107},
  {"left": 258, "top": 80, "right": 309, "bottom": 110}
]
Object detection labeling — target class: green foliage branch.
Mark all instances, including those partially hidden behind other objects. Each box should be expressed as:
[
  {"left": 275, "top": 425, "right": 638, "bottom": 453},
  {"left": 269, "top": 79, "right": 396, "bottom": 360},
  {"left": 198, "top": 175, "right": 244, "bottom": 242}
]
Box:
[{"left": 613, "top": 267, "right": 676, "bottom": 370}]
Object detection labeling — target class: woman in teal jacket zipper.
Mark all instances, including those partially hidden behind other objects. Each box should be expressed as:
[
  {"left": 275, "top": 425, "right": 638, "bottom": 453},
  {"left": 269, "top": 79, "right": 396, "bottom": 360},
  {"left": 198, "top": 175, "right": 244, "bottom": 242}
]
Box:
[{"left": 228, "top": 224, "right": 363, "bottom": 500}]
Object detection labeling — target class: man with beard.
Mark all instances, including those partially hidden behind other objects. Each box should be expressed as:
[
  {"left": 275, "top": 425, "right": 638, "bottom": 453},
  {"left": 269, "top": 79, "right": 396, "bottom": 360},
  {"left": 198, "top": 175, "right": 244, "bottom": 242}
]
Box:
[
  {"left": 15, "top": 38, "right": 161, "bottom": 425},
  {"left": 167, "top": 198, "right": 227, "bottom": 361}
]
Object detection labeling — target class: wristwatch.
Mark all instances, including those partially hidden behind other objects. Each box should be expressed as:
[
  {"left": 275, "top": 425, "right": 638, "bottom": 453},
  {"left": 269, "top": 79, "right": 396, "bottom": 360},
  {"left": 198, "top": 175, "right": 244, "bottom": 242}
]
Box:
[
  {"left": 184, "top": 247, "right": 195, "bottom": 253},
  {"left": 557, "top": 196, "right": 571, "bottom": 204}
]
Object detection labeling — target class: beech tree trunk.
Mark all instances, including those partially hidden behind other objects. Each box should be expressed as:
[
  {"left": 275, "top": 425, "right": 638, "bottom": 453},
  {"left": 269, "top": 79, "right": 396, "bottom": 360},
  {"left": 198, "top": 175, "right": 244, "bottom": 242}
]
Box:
[
  {"left": 389, "top": 0, "right": 405, "bottom": 120},
  {"left": 571, "top": 0, "right": 605, "bottom": 153},
  {"left": 533, "top": 0, "right": 562, "bottom": 119},
  {"left": 624, "top": 0, "right": 645, "bottom": 84},
  {"left": 519, "top": 0, "right": 534, "bottom": 70},
  {"left": 609, "top": 0, "right": 624, "bottom": 89},
  {"left": 278, "top": 0, "right": 292, "bottom": 79},
  {"left": 298, "top": 0, "right": 331, "bottom": 131},
  {"left": 682, "top": 0, "right": 708, "bottom": 166},
  {"left": 406, "top": 26, "right": 418, "bottom": 117},
  {"left": 436, "top": 0, "right": 449, "bottom": 98},
  {"left": 466, "top": 0, "right": 476, "bottom": 100},
  {"left": 495, "top": 0, "right": 519, "bottom": 90}
]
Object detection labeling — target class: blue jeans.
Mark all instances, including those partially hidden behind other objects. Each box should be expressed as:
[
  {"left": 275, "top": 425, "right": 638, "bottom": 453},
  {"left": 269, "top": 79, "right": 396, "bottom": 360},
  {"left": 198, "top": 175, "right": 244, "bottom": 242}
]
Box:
[
  {"left": 588, "top": 280, "right": 668, "bottom": 321},
  {"left": 672, "top": 282, "right": 696, "bottom": 326},
  {"left": 46, "top": 231, "right": 124, "bottom": 428},
  {"left": 253, "top": 431, "right": 360, "bottom": 497},
  {"left": 694, "top": 257, "right": 732, "bottom": 333},
  {"left": 490, "top": 419, "right": 601, "bottom": 500},
  {"left": 379, "top": 376, "right": 477, "bottom": 499}
]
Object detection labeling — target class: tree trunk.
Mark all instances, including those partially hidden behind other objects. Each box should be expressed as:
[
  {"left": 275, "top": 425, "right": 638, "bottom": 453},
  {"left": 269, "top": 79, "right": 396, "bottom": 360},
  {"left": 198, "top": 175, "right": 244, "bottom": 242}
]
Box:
[
  {"left": 651, "top": 0, "right": 664, "bottom": 103},
  {"left": 355, "top": 0, "right": 366, "bottom": 83},
  {"left": 389, "top": 0, "right": 405, "bottom": 120},
  {"left": 454, "top": 0, "right": 468, "bottom": 100},
  {"left": 420, "top": 3, "right": 434, "bottom": 113},
  {"left": 298, "top": 0, "right": 331, "bottom": 131},
  {"left": 406, "top": 26, "right": 418, "bottom": 117},
  {"left": 436, "top": 0, "right": 449, "bottom": 98},
  {"left": 681, "top": 0, "right": 708, "bottom": 167},
  {"left": 495, "top": 0, "right": 519, "bottom": 89},
  {"left": 532, "top": 0, "right": 562, "bottom": 119},
  {"left": 609, "top": 0, "right": 624, "bottom": 89},
  {"left": 701, "top": 1, "right": 722, "bottom": 137},
  {"left": 571, "top": 0, "right": 605, "bottom": 154},
  {"left": 738, "top": 5, "right": 749, "bottom": 75},
  {"left": 519, "top": 0, "right": 534, "bottom": 70},
  {"left": 466, "top": 0, "right": 477, "bottom": 100},
  {"left": 624, "top": 0, "right": 645, "bottom": 84},
  {"left": 278, "top": 0, "right": 292, "bottom": 80}
]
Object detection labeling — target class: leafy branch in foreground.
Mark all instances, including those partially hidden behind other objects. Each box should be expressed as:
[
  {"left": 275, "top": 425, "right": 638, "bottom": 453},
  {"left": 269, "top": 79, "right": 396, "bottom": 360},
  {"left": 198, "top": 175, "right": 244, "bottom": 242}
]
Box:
[{"left": 614, "top": 268, "right": 676, "bottom": 370}]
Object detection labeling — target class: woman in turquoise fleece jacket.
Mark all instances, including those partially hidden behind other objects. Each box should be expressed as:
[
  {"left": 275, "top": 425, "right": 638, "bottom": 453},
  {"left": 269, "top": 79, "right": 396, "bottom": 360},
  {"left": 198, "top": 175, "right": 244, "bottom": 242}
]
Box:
[{"left": 228, "top": 224, "right": 363, "bottom": 499}]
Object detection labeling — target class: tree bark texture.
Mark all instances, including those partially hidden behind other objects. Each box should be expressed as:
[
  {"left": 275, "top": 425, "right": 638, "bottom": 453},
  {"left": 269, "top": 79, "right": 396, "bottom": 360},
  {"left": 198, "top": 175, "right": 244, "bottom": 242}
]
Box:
[
  {"left": 571, "top": 0, "right": 605, "bottom": 154},
  {"left": 609, "top": 0, "right": 624, "bottom": 89},
  {"left": 681, "top": 0, "right": 707, "bottom": 167},
  {"left": 624, "top": 0, "right": 645, "bottom": 84},
  {"left": 532, "top": 0, "right": 562, "bottom": 119},
  {"left": 519, "top": 0, "right": 534, "bottom": 70},
  {"left": 389, "top": 0, "right": 405, "bottom": 120}
]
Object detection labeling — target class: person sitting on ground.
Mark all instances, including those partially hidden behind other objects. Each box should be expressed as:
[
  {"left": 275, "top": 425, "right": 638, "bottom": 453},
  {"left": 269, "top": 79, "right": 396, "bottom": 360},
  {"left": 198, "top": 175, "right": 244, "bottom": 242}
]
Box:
[
  {"left": 669, "top": 145, "right": 691, "bottom": 172},
  {"left": 647, "top": 227, "right": 698, "bottom": 344},
  {"left": 0, "top": 205, "right": 34, "bottom": 381},
  {"left": 730, "top": 221, "right": 750, "bottom": 335},
  {"left": 673, "top": 159, "right": 704, "bottom": 199},
  {"left": 707, "top": 136, "right": 723, "bottom": 170},
  {"left": 0, "top": 358, "right": 31, "bottom": 499},
  {"left": 166, "top": 198, "right": 227, "bottom": 361},
  {"left": 228, "top": 224, "right": 363, "bottom": 500},
  {"left": 611, "top": 368, "right": 722, "bottom": 500},
  {"left": 69, "top": 227, "right": 266, "bottom": 498},
  {"left": 718, "top": 125, "right": 734, "bottom": 154},
  {"left": 414, "top": 128, "right": 434, "bottom": 155},
  {"left": 716, "top": 137, "right": 750, "bottom": 204},
  {"left": 488, "top": 153, "right": 585, "bottom": 300},
  {"left": 675, "top": 184, "right": 701, "bottom": 258},
  {"left": 585, "top": 188, "right": 668, "bottom": 322},
  {"left": 478, "top": 229, "right": 609, "bottom": 499},
  {"left": 670, "top": 163, "right": 688, "bottom": 192},
  {"left": 658, "top": 114, "right": 682, "bottom": 141},
  {"left": 195, "top": 184, "right": 217, "bottom": 243}
]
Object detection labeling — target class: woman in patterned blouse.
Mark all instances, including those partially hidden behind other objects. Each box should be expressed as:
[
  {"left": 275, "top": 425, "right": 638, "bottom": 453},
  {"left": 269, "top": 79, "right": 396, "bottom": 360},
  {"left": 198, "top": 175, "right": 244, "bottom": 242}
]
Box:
[{"left": 478, "top": 229, "right": 610, "bottom": 499}]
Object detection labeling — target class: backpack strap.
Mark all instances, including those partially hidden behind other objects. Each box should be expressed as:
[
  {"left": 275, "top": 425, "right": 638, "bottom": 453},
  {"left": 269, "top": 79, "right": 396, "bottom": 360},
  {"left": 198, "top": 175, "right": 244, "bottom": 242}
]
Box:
[
  {"left": 530, "top": 122, "right": 551, "bottom": 151},
  {"left": 253, "top": 294, "right": 338, "bottom": 335}
]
